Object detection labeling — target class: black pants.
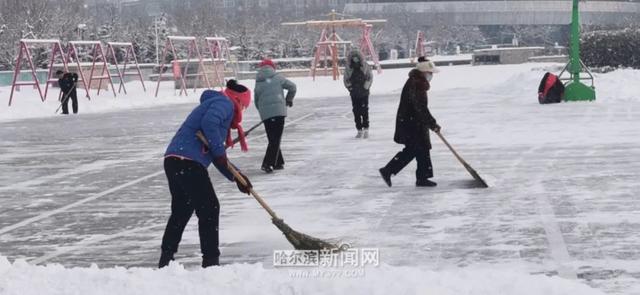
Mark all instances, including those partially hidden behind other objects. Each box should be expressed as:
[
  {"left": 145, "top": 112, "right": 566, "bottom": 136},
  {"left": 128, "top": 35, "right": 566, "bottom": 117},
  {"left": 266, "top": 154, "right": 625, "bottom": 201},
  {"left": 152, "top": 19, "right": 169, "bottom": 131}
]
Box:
[
  {"left": 161, "top": 157, "right": 220, "bottom": 258},
  {"left": 350, "top": 93, "right": 369, "bottom": 130},
  {"left": 383, "top": 143, "right": 433, "bottom": 180},
  {"left": 61, "top": 90, "right": 78, "bottom": 114},
  {"left": 262, "top": 116, "right": 285, "bottom": 168}
]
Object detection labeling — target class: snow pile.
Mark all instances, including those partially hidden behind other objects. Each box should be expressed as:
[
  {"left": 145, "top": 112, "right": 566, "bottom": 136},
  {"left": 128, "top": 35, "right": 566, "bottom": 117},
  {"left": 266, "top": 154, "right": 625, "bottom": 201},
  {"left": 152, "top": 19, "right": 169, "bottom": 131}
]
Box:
[
  {"left": 0, "top": 64, "right": 550, "bottom": 123},
  {"left": 1, "top": 63, "right": 638, "bottom": 123},
  {"left": 595, "top": 68, "right": 640, "bottom": 102},
  {"left": 0, "top": 256, "right": 605, "bottom": 295}
]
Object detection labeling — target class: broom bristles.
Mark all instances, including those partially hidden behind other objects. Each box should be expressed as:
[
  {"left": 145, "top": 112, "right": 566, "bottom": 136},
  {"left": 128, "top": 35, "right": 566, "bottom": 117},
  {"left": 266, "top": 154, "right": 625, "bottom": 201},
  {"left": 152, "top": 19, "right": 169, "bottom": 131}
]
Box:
[
  {"left": 463, "top": 163, "right": 489, "bottom": 188},
  {"left": 272, "top": 218, "right": 338, "bottom": 250}
]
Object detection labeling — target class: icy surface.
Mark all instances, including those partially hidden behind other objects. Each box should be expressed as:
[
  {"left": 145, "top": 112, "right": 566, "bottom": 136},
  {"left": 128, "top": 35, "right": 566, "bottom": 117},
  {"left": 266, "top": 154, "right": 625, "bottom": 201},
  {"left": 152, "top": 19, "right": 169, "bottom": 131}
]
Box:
[{"left": 0, "top": 63, "right": 639, "bottom": 294}]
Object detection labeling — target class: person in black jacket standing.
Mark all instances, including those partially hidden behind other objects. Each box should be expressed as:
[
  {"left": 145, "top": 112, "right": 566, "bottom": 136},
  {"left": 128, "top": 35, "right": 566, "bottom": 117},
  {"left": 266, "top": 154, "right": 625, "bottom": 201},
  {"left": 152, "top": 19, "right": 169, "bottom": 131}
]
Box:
[
  {"left": 56, "top": 70, "right": 79, "bottom": 114},
  {"left": 379, "top": 57, "right": 441, "bottom": 187},
  {"left": 343, "top": 50, "right": 373, "bottom": 138}
]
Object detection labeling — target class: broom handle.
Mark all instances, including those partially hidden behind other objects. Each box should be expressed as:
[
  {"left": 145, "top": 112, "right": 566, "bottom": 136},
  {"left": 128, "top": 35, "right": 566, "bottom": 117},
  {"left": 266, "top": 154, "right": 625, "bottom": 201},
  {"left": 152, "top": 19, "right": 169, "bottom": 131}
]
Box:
[
  {"left": 226, "top": 164, "right": 279, "bottom": 220},
  {"left": 231, "top": 121, "right": 263, "bottom": 145},
  {"left": 435, "top": 131, "right": 469, "bottom": 166},
  {"left": 195, "top": 130, "right": 279, "bottom": 219}
]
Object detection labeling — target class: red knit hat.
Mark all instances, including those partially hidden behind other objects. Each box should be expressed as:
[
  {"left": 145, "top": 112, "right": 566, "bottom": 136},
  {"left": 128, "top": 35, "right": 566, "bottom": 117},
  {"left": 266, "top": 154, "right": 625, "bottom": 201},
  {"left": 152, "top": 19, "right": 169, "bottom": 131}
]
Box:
[{"left": 259, "top": 59, "right": 276, "bottom": 69}]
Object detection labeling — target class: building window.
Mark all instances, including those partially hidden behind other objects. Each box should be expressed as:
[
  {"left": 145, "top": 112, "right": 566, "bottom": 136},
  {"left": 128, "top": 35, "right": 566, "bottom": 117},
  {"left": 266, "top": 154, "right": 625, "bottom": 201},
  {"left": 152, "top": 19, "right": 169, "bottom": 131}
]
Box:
[
  {"left": 295, "top": 0, "right": 304, "bottom": 8},
  {"left": 474, "top": 55, "right": 500, "bottom": 64},
  {"left": 329, "top": 0, "right": 338, "bottom": 7},
  {"left": 259, "top": 0, "right": 268, "bottom": 7},
  {"left": 224, "top": 0, "right": 235, "bottom": 8}
]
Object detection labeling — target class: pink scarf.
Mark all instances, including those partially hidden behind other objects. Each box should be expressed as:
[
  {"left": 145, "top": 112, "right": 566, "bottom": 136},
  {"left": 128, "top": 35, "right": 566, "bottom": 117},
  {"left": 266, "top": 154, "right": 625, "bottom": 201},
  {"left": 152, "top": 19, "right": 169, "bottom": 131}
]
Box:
[{"left": 224, "top": 88, "right": 251, "bottom": 152}]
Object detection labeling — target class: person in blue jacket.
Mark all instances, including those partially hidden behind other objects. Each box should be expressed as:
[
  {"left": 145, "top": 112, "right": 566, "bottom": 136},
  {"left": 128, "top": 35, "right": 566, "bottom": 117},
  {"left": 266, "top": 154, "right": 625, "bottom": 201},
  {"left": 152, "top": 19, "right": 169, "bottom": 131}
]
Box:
[{"left": 159, "top": 90, "right": 252, "bottom": 268}]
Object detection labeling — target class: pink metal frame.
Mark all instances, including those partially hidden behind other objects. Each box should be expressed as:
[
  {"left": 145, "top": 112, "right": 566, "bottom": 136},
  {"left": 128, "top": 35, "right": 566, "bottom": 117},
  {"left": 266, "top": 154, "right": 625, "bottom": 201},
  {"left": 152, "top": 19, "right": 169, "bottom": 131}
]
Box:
[
  {"left": 204, "top": 37, "right": 232, "bottom": 88},
  {"left": 415, "top": 30, "right": 426, "bottom": 58},
  {"left": 8, "top": 39, "right": 68, "bottom": 106},
  {"left": 359, "top": 24, "right": 382, "bottom": 74},
  {"left": 107, "top": 42, "right": 146, "bottom": 94},
  {"left": 155, "top": 36, "right": 210, "bottom": 97},
  {"left": 67, "top": 41, "right": 117, "bottom": 100},
  {"left": 311, "top": 29, "right": 345, "bottom": 81},
  {"left": 310, "top": 23, "right": 382, "bottom": 80}
]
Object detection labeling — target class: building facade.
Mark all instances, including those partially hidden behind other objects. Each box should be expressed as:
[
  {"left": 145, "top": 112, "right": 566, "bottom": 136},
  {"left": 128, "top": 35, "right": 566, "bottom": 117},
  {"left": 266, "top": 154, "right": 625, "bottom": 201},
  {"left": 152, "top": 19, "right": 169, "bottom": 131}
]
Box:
[{"left": 344, "top": 0, "right": 640, "bottom": 26}]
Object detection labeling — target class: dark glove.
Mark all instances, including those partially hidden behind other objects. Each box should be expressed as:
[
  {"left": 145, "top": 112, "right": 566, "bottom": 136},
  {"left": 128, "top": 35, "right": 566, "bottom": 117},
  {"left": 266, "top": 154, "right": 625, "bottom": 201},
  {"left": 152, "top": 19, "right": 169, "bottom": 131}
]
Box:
[
  {"left": 72, "top": 73, "right": 79, "bottom": 82},
  {"left": 431, "top": 124, "right": 441, "bottom": 133},
  {"left": 286, "top": 101, "right": 293, "bottom": 107},
  {"left": 234, "top": 170, "right": 252, "bottom": 195}
]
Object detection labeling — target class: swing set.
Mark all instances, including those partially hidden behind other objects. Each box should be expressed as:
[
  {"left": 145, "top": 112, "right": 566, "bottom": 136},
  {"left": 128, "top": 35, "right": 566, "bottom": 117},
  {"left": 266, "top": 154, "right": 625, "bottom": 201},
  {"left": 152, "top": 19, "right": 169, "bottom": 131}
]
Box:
[
  {"left": 8, "top": 39, "right": 146, "bottom": 106},
  {"left": 282, "top": 10, "right": 385, "bottom": 81}
]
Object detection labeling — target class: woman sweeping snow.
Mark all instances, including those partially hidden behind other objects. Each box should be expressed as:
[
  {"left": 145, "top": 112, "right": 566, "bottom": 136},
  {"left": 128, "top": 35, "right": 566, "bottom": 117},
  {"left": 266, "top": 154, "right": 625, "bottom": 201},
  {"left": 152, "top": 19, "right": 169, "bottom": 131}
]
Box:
[
  {"left": 379, "top": 57, "right": 442, "bottom": 187},
  {"left": 159, "top": 90, "right": 252, "bottom": 268}
]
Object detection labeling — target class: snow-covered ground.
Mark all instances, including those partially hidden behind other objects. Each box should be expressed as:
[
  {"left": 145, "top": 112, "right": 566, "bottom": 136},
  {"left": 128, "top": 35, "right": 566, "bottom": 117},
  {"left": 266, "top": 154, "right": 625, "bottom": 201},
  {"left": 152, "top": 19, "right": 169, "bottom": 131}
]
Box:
[{"left": 1, "top": 63, "right": 639, "bottom": 294}]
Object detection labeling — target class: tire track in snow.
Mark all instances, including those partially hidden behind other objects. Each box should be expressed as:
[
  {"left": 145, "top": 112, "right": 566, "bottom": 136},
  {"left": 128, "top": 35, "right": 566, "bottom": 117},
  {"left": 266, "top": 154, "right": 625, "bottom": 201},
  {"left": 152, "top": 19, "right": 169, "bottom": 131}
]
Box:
[
  {"left": 530, "top": 105, "right": 597, "bottom": 280},
  {"left": 533, "top": 149, "right": 577, "bottom": 279},
  {"left": 0, "top": 171, "right": 164, "bottom": 236},
  {"left": 0, "top": 153, "right": 157, "bottom": 192}
]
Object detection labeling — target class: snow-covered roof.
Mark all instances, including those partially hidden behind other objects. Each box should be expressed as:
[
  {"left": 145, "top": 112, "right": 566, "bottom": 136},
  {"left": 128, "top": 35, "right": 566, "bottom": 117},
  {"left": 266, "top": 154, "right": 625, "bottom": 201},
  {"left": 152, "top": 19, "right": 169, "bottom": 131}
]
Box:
[
  {"left": 69, "top": 41, "right": 102, "bottom": 45},
  {"left": 107, "top": 42, "right": 133, "bottom": 47},
  {"left": 473, "top": 46, "right": 545, "bottom": 53},
  {"left": 20, "top": 39, "right": 61, "bottom": 44},
  {"left": 205, "top": 37, "right": 229, "bottom": 42},
  {"left": 167, "top": 36, "right": 196, "bottom": 41}
]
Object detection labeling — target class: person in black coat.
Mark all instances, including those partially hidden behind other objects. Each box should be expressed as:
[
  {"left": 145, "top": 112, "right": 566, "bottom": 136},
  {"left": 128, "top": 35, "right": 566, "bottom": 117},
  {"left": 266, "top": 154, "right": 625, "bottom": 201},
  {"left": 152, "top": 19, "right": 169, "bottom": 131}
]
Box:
[
  {"left": 56, "top": 70, "right": 79, "bottom": 114},
  {"left": 379, "top": 58, "right": 441, "bottom": 187},
  {"left": 343, "top": 50, "right": 373, "bottom": 138}
]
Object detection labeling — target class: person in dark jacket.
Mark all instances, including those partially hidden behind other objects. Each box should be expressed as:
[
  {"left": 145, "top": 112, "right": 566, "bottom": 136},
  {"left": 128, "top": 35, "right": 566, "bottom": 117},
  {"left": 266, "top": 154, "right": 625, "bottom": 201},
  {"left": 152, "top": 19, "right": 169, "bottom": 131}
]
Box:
[
  {"left": 56, "top": 70, "right": 79, "bottom": 114},
  {"left": 159, "top": 90, "right": 253, "bottom": 268},
  {"left": 379, "top": 57, "right": 441, "bottom": 187},
  {"left": 343, "top": 50, "right": 373, "bottom": 138},
  {"left": 538, "top": 72, "right": 565, "bottom": 104},
  {"left": 254, "top": 59, "right": 297, "bottom": 173}
]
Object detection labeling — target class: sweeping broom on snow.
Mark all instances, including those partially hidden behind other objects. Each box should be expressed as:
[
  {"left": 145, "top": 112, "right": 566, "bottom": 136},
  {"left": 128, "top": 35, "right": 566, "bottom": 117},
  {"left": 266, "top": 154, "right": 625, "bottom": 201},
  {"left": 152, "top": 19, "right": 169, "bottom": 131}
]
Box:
[{"left": 197, "top": 130, "right": 337, "bottom": 250}]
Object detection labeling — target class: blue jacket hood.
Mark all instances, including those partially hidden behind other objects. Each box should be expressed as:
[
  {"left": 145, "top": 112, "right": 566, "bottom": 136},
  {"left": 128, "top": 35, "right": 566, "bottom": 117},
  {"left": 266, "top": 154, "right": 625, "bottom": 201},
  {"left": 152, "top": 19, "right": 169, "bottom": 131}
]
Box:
[{"left": 200, "top": 89, "right": 225, "bottom": 103}]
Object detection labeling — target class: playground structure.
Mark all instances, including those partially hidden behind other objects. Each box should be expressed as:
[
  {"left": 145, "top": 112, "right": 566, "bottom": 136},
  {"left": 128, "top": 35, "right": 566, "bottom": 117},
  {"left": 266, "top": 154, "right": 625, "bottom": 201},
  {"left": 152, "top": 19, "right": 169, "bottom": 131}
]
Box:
[
  {"left": 204, "top": 37, "right": 234, "bottom": 88},
  {"left": 155, "top": 36, "right": 211, "bottom": 97},
  {"left": 67, "top": 41, "right": 117, "bottom": 99},
  {"left": 283, "top": 10, "right": 385, "bottom": 80},
  {"left": 414, "top": 31, "right": 438, "bottom": 60},
  {"left": 106, "top": 42, "right": 146, "bottom": 95},
  {"left": 8, "top": 39, "right": 68, "bottom": 106},
  {"left": 558, "top": 0, "right": 596, "bottom": 101}
]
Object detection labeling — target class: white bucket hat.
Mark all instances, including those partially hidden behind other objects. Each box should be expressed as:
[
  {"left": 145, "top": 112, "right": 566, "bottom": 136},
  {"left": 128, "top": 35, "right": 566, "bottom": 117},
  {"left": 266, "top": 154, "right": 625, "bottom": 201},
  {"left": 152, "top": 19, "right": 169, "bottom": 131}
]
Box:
[{"left": 416, "top": 59, "right": 439, "bottom": 73}]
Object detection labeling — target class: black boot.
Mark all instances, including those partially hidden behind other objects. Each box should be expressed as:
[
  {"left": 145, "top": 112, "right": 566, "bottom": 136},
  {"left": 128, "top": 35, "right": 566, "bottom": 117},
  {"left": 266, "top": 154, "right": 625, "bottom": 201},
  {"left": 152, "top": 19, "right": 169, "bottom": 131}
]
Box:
[
  {"left": 261, "top": 165, "right": 273, "bottom": 173},
  {"left": 202, "top": 256, "right": 219, "bottom": 268},
  {"left": 158, "top": 251, "right": 174, "bottom": 268},
  {"left": 416, "top": 179, "right": 437, "bottom": 187},
  {"left": 379, "top": 168, "right": 392, "bottom": 187},
  {"left": 273, "top": 164, "right": 284, "bottom": 170}
]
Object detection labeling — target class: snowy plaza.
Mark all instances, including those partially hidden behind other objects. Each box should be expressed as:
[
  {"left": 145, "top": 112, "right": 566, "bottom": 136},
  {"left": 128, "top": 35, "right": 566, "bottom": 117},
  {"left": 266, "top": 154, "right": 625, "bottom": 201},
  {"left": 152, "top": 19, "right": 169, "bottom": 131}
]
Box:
[{"left": 0, "top": 63, "right": 639, "bottom": 294}]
